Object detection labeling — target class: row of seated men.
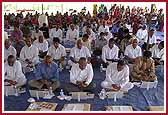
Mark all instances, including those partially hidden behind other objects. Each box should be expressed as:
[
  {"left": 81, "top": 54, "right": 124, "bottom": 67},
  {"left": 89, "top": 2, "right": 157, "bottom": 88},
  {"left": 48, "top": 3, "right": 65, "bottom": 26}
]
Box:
[{"left": 4, "top": 35, "right": 164, "bottom": 93}]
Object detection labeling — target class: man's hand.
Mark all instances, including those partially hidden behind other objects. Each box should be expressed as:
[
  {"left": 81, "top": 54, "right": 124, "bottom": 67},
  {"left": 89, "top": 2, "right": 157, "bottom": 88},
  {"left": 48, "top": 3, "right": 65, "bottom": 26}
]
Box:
[
  {"left": 25, "top": 59, "right": 32, "bottom": 64},
  {"left": 106, "top": 62, "right": 109, "bottom": 66},
  {"left": 130, "top": 58, "right": 136, "bottom": 63},
  {"left": 26, "top": 64, "right": 33, "bottom": 68},
  {"left": 76, "top": 81, "right": 83, "bottom": 86},
  {"left": 46, "top": 81, "right": 52, "bottom": 89},
  {"left": 39, "top": 50, "right": 43, "bottom": 54},
  {"left": 5, "top": 79, "right": 17, "bottom": 85},
  {"left": 112, "top": 84, "right": 121, "bottom": 91},
  {"left": 40, "top": 79, "right": 52, "bottom": 89},
  {"left": 82, "top": 82, "right": 88, "bottom": 88},
  {"left": 77, "top": 81, "right": 87, "bottom": 88},
  {"left": 25, "top": 59, "right": 29, "bottom": 62}
]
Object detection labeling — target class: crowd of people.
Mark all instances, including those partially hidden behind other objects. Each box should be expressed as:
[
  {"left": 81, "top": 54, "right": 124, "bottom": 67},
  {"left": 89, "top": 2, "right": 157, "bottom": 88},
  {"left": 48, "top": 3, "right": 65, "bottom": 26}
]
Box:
[{"left": 4, "top": 4, "right": 164, "bottom": 94}]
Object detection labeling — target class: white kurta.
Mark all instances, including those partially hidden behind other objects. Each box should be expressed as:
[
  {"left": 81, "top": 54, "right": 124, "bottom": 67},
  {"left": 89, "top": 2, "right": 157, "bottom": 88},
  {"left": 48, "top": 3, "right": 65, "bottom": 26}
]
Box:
[
  {"left": 159, "top": 48, "right": 164, "bottom": 61},
  {"left": 106, "top": 32, "right": 113, "bottom": 41},
  {"left": 4, "top": 46, "right": 17, "bottom": 61},
  {"left": 49, "top": 28, "right": 62, "bottom": 40},
  {"left": 150, "top": 45, "right": 164, "bottom": 60},
  {"left": 136, "top": 28, "right": 148, "bottom": 45},
  {"left": 20, "top": 45, "right": 39, "bottom": 64},
  {"left": 70, "top": 63, "right": 93, "bottom": 85},
  {"left": 66, "top": 29, "right": 79, "bottom": 41},
  {"left": 38, "top": 14, "right": 48, "bottom": 28},
  {"left": 124, "top": 44, "right": 142, "bottom": 59},
  {"left": 101, "top": 63, "right": 133, "bottom": 91},
  {"left": 47, "top": 44, "right": 66, "bottom": 60},
  {"left": 102, "top": 44, "right": 119, "bottom": 63},
  {"left": 4, "top": 60, "right": 27, "bottom": 87},
  {"left": 70, "top": 46, "right": 91, "bottom": 62},
  {"left": 144, "top": 35, "right": 157, "bottom": 45},
  {"left": 98, "top": 25, "right": 109, "bottom": 34},
  {"left": 31, "top": 30, "right": 43, "bottom": 39},
  {"left": 88, "top": 31, "right": 96, "bottom": 41},
  {"left": 33, "top": 39, "right": 48, "bottom": 52}
]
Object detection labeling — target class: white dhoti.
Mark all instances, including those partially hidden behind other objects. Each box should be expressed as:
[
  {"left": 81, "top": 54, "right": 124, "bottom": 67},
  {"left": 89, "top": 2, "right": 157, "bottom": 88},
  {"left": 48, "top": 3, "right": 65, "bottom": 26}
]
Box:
[{"left": 101, "top": 81, "right": 134, "bottom": 92}]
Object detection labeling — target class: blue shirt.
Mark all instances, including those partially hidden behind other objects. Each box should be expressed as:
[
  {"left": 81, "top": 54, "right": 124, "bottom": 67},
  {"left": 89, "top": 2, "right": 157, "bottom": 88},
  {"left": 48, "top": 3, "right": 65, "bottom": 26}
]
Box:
[
  {"left": 35, "top": 62, "right": 59, "bottom": 81},
  {"left": 111, "top": 25, "right": 119, "bottom": 34}
]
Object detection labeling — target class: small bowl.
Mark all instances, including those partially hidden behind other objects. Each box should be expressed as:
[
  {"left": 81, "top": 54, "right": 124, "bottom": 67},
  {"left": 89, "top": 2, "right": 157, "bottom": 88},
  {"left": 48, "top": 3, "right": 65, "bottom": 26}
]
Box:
[
  {"left": 65, "top": 96, "right": 72, "bottom": 101},
  {"left": 27, "top": 98, "right": 35, "bottom": 103}
]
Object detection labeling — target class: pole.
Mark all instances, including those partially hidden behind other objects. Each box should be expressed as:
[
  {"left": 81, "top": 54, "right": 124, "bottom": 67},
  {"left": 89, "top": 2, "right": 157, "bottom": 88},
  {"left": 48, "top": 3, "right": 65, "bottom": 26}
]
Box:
[{"left": 42, "top": 3, "right": 43, "bottom": 14}]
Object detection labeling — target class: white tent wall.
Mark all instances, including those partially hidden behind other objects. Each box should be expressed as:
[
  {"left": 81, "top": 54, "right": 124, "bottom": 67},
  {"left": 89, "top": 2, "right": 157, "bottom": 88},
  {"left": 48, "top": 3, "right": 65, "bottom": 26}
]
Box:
[{"left": 3, "top": 2, "right": 166, "bottom": 16}]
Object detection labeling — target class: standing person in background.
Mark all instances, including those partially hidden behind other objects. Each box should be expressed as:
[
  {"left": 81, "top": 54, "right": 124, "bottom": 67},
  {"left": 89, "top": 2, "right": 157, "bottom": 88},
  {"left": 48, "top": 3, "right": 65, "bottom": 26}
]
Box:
[
  {"left": 40, "top": 23, "right": 49, "bottom": 39},
  {"left": 38, "top": 13, "right": 48, "bottom": 28}
]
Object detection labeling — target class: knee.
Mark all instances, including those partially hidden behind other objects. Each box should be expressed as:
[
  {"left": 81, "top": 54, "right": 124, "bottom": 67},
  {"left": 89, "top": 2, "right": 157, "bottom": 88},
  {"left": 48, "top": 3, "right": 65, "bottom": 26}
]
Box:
[
  {"left": 53, "top": 80, "right": 61, "bottom": 88},
  {"left": 89, "top": 82, "right": 96, "bottom": 89},
  {"left": 28, "top": 80, "right": 35, "bottom": 86},
  {"left": 22, "top": 78, "right": 27, "bottom": 85},
  {"left": 101, "top": 81, "right": 108, "bottom": 88}
]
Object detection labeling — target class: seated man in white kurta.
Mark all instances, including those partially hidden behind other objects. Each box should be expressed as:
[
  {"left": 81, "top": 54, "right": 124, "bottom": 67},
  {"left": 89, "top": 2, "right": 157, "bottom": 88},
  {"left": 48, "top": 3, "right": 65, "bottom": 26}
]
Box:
[
  {"left": 102, "top": 38, "right": 119, "bottom": 67},
  {"left": 69, "top": 39, "right": 91, "bottom": 66},
  {"left": 65, "top": 57, "right": 96, "bottom": 92},
  {"left": 124, "top": 38, "right": 142, "bottom": 64},
  {"left": 66, "top": 24, "right": 79, "bottom": 42},
  {"left": 47, "top": 37, "right": 66, "bottom": 67},
  {"left": 150, "top": 41, "right": 164, "bottom": 65},
  {"left": 20, "top": 37, "right": 39, "bottom": 73},
  {"left": 4, "top": 55, "right": 27, "bottom": 88},
  {"left": 33, "top": 34, "right": 48, "bottom": 59},
  {"left": 4, "top": 39, "right": 17, "bottom": 62},
  {"left": 101, "top": 60, "right": 134, "bottom": 92},
  {"left": 49, "top": 24, "right": 62, "bottom": 41},
  {"left": 31, "top": 26, "right": 43, "bottom": 41},
  {"left": 136, "top": 25, "right": 148, "bottom": 46}
]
